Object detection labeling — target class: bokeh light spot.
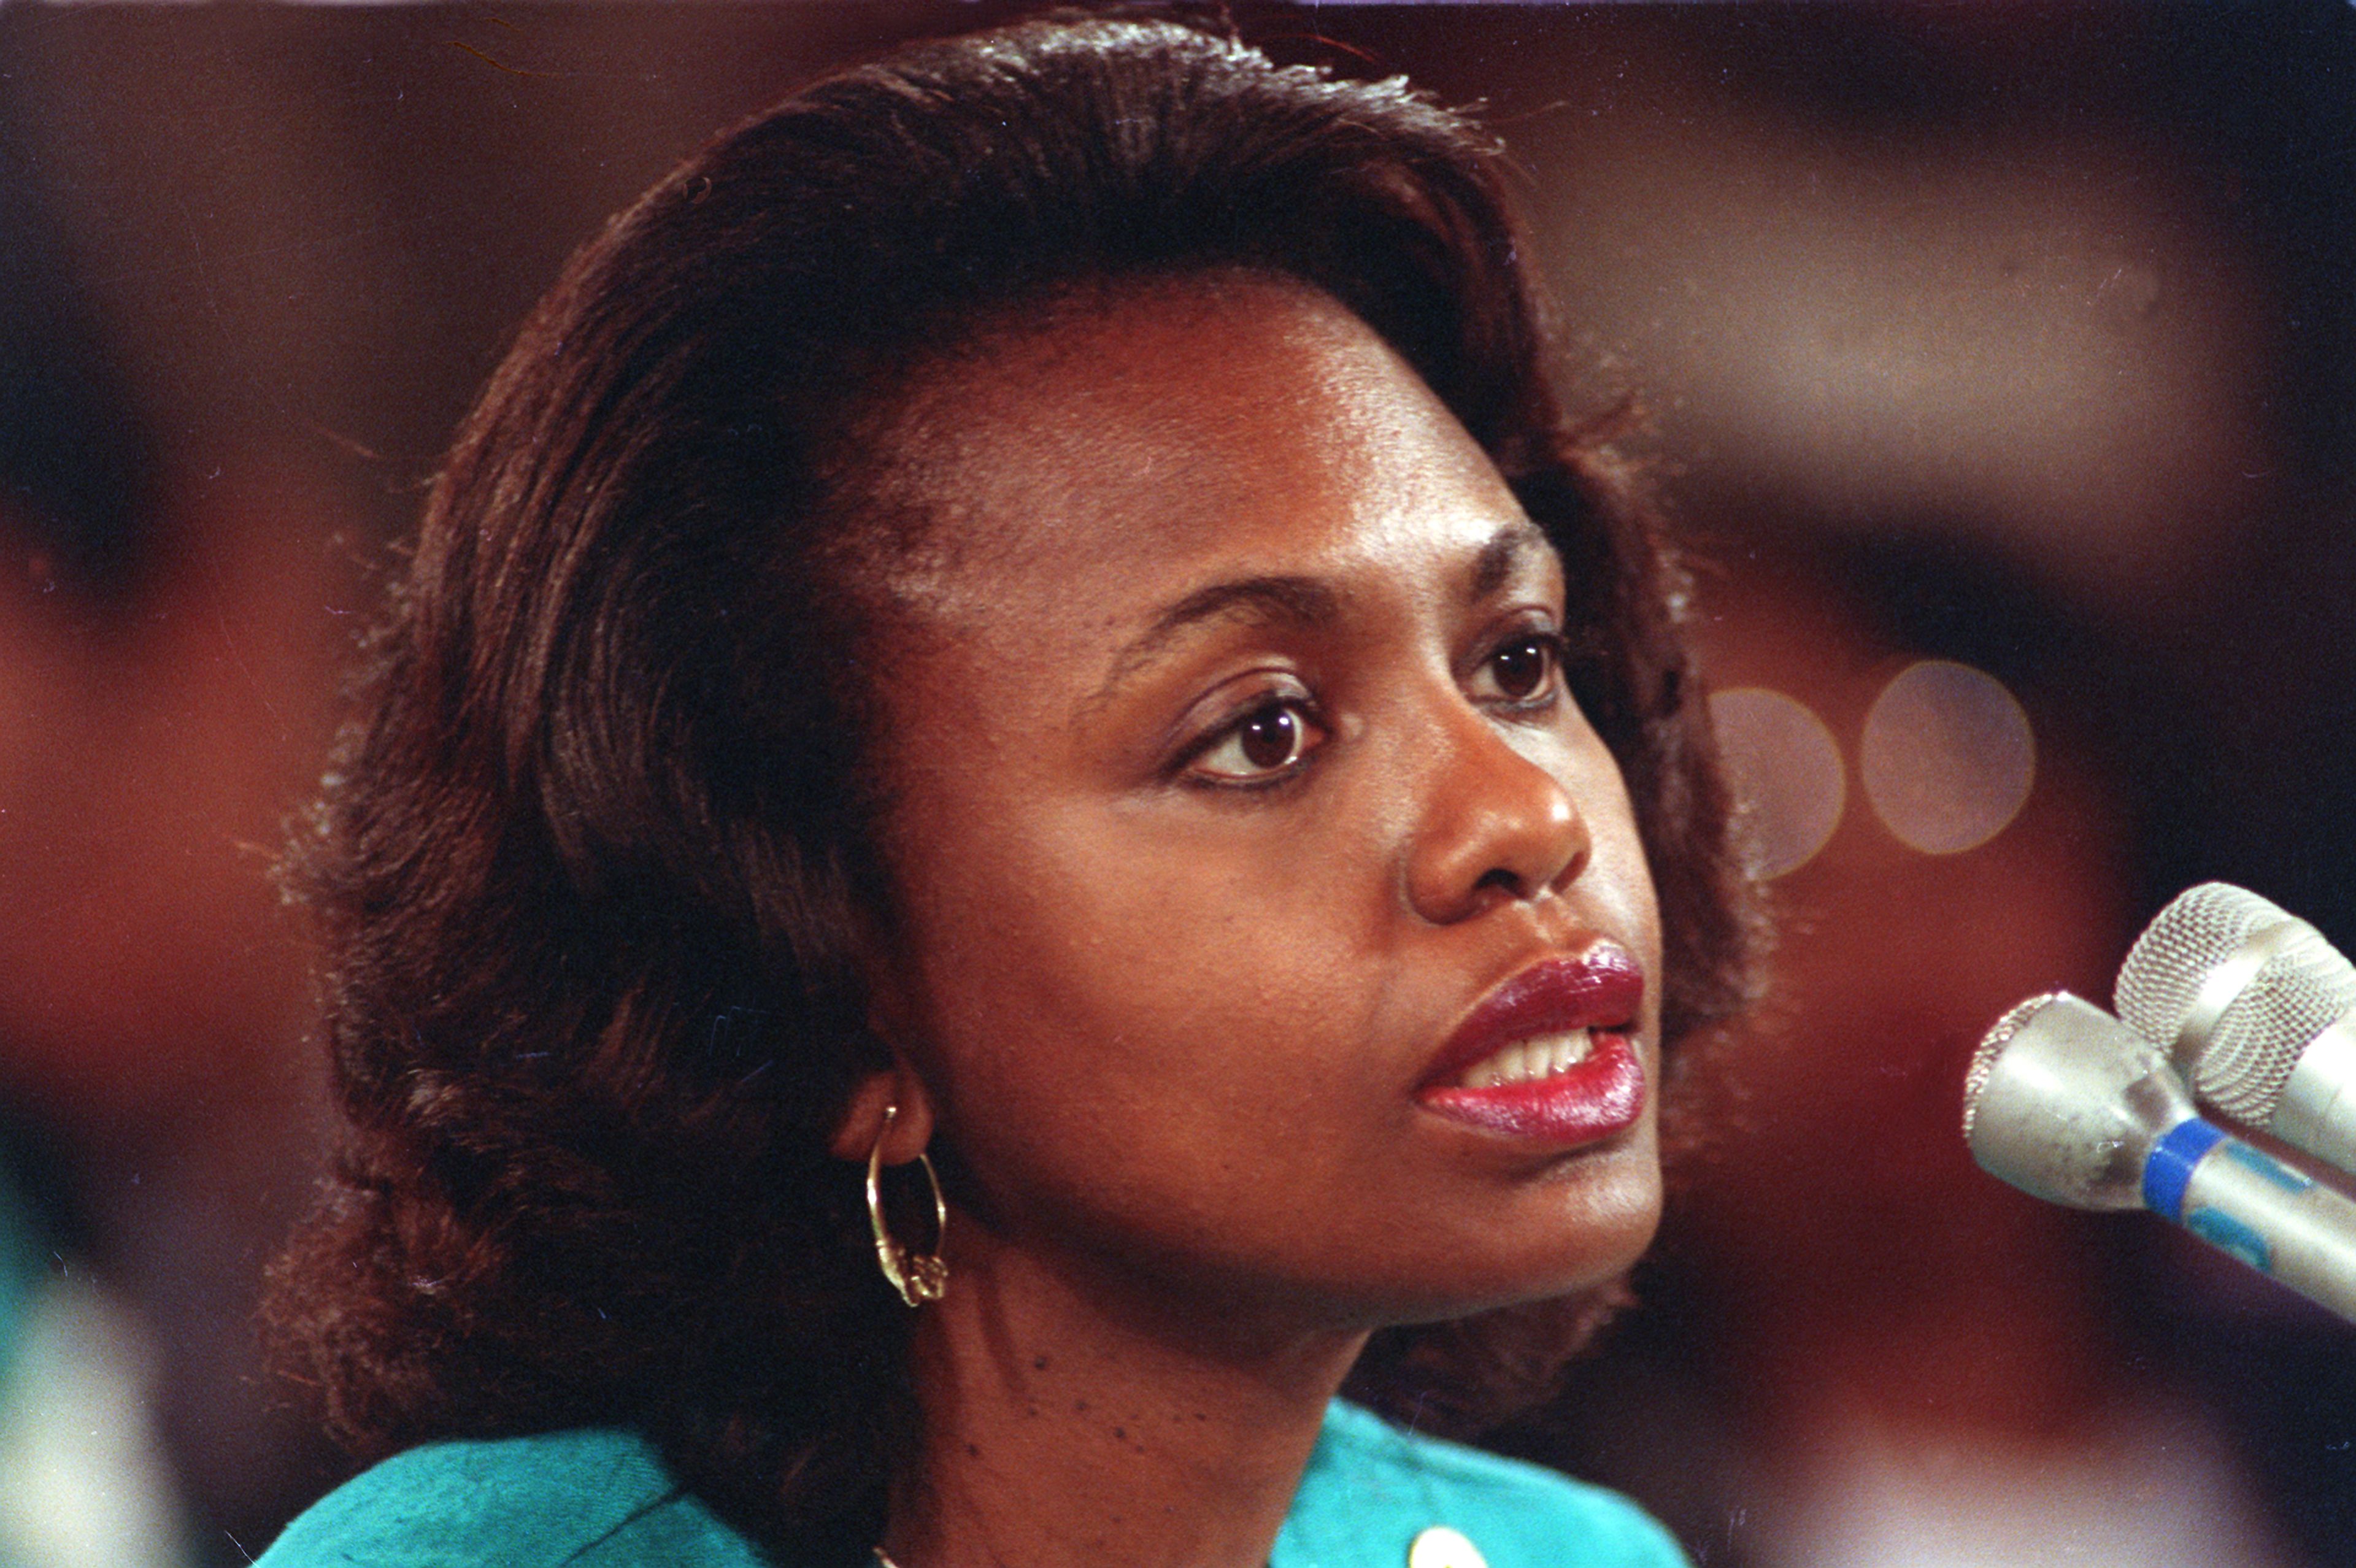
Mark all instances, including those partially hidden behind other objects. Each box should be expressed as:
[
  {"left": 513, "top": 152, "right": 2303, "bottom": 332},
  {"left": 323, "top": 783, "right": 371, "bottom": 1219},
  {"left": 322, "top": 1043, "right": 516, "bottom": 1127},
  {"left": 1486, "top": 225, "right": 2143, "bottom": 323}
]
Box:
[
  {"left": 1859, "top": 659, "right": 2036, "bottom": 855},
  {"left": 1709, "top": 686, "right": 1846, "bottom": 880}
]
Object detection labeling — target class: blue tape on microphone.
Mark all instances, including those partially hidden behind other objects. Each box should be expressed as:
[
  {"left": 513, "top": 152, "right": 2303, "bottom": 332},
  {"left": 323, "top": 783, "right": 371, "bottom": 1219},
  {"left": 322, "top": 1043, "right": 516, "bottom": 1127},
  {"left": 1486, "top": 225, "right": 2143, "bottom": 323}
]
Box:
[{"left": 2142, "top": 1117, "right": 2225, "bottom": 1221}]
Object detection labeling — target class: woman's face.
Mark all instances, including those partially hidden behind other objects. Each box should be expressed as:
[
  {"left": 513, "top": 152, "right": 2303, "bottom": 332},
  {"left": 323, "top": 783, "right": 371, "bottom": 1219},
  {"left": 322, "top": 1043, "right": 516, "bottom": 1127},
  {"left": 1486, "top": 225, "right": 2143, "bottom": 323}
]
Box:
[{"left": 856, "top": 277, "right": 1663, "bottom": 1334}]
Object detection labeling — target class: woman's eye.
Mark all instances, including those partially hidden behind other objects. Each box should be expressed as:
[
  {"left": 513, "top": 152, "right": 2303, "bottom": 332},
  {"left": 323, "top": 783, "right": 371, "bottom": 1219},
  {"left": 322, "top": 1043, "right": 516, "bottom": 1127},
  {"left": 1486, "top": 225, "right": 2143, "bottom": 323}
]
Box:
[
  {"left": 1477, "top": 633, "right": 1561, "bottom": 704},
  {"left": 1190, "top": 700, "right": 1322, "bottom": 782}
]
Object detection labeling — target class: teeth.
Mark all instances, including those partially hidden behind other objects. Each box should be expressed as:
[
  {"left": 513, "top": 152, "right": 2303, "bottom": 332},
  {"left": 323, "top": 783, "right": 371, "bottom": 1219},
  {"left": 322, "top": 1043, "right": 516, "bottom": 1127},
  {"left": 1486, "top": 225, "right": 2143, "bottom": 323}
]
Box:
[{"left": 1459, "top": 1029, "right": 1595, "bottom": 1089}]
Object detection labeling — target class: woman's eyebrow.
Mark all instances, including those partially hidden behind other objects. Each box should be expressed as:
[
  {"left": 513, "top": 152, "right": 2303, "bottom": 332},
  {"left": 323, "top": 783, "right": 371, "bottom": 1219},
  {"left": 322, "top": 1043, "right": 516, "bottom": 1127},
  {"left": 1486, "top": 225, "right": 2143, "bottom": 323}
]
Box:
[
  {"left": 1088, "top": 525, "right": 1550, "bottom": 709},
  {"left": 1470, "top": 521, "right": 1551, "bottom": 601},
  {"left": 1090, "top": 575, "right": 1339, "bottom": 708}
]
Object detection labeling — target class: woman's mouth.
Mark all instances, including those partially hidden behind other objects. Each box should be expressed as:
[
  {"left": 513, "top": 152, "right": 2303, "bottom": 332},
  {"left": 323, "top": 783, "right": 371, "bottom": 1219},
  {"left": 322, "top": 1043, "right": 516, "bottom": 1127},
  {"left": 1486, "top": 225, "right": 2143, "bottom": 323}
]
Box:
[
  {"left": 1415, "top": 947, "right": 1647, "bottom": 1147},
  {"left": 1447, "top": 1026, "right": 1599, "bottom": 1087}
]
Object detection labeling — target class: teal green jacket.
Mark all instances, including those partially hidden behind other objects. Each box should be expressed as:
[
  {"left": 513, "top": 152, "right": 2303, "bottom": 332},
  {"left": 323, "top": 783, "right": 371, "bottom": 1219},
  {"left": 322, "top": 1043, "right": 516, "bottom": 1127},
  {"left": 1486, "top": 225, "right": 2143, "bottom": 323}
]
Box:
[{"left": 258, "top": 1401, "right": 1687, "bottom": 1568}]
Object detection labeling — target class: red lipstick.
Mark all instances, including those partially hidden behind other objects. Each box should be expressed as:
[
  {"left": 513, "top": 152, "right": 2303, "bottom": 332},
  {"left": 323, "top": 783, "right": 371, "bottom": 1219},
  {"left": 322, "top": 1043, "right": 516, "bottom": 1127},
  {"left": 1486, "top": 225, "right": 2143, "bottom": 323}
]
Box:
[{"left": 1417, "top": 944, "right": 1647, "bottom": 1147}]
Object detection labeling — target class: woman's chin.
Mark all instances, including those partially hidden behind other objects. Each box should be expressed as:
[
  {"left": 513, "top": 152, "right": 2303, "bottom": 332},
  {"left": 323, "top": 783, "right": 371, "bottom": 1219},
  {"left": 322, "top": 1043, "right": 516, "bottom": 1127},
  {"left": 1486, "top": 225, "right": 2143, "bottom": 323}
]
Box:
[{"left": 1337, "top": 1155, "right": 1665, "bottom": 1328}]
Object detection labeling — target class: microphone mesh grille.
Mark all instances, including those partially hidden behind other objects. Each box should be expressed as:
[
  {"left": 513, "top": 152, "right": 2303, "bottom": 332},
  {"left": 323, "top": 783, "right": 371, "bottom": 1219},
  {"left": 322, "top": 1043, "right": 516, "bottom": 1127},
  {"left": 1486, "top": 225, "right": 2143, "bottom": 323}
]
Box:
[
  {"left": 2204, "top": 924, "right": 2356, "bottom": 1121},
  {"left": 2115, "top": 882, "right": 2288, "bottom": 1047},
  {"left": 1961, "top": 991, "right": 2063, "bottom": 1141},
  {"left": 2117, "top": 883, "right": 2356, "bottom": 1123}
]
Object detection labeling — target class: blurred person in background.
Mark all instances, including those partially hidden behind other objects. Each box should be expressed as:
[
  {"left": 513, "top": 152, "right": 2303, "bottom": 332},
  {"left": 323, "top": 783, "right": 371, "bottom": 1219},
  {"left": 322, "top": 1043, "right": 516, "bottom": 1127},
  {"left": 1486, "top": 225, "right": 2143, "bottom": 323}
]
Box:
[{"left": 0, "top": 81, "right": 348, "bottom": 1568}]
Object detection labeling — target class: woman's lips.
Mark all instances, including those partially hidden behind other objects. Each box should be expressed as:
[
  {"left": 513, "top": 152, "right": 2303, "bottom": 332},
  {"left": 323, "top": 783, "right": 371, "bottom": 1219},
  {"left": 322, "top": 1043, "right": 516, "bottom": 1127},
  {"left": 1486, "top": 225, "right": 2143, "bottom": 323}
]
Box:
[
  {"left": 1415, "top": 946, "right": 1647, "bottom": 1147},
  {"left": 1416, "top": 1036, "right": 1645, "bottom": 1143}
]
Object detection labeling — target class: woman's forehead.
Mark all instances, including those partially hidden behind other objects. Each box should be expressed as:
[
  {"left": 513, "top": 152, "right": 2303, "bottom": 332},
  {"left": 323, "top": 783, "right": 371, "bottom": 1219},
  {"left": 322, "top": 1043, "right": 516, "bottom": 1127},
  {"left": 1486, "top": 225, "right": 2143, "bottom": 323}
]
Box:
[{"left": 859, "top": 274, "right": 1531, "bottom": 629}]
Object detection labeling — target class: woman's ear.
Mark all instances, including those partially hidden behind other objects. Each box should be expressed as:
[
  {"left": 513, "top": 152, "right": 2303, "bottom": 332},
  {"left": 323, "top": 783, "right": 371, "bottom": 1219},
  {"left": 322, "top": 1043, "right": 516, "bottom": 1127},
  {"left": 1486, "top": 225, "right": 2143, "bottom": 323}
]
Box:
[
  {"left": 831, "top": 915, "right": 939, "bottom": 1163},
  {"left": 829, "top": 1059, "right": 937, "bottom": 1164}
]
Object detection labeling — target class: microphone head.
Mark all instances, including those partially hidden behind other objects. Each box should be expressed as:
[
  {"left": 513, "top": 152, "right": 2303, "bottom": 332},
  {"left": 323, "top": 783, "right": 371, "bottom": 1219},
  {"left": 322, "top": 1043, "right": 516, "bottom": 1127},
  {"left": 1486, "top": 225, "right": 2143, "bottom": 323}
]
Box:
[
  {"left": 1963, "top": 991, "right": 2195, "bottom": 1212},
  {"left": 2115, "top": 882, "right": 2356, "bottom": 1123}
]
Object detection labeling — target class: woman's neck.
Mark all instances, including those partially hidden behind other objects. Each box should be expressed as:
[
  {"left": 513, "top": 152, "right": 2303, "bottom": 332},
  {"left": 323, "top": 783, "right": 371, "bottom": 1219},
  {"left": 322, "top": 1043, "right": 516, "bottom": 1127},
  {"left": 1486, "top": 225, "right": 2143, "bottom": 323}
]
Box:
[{"left": 885, "top": 1235, "right": 1369, "bottom": 1568}]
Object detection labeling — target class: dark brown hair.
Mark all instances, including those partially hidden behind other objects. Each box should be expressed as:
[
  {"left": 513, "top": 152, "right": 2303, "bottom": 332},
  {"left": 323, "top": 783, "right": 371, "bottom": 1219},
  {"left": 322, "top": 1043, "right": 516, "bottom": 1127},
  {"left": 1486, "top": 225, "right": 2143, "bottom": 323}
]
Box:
[{"left": 269, "top": 13, "right": 1756, "bottom": 1558}]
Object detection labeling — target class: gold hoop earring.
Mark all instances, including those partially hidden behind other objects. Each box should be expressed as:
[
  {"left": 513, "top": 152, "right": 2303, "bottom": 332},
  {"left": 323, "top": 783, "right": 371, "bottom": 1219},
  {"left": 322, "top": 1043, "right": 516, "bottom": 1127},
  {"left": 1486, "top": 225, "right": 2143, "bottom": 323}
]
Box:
[{"left": 866, "top": 1104, "right": 948, "bottom": 1307}]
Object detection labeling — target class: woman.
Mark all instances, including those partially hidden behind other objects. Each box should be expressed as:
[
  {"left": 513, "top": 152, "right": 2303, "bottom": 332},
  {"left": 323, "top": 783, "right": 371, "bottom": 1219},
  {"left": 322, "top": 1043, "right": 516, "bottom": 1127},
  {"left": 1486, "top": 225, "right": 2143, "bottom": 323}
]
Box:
[{"left": 260, "top": 14, "right": 1753, "bottom": 1568}]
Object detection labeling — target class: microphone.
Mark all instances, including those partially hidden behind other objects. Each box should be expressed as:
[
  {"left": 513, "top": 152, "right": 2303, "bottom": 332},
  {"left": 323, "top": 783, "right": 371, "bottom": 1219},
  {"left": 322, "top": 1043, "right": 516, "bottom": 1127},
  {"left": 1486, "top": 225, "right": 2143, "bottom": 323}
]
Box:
[
  {"left": 1963, "top": 990, "right": 2356, "bottom": 1323},
  {"left": 2114, "top": 882, "right": 2356, "bottom": 1174}
]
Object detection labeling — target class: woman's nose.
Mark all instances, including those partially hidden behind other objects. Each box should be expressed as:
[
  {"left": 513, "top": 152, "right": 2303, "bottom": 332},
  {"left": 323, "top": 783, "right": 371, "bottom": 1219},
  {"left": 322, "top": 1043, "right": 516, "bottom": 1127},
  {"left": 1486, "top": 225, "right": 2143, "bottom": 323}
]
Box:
[{"left": 1404, "top": 707, "right": 1592, "bottom": 924}]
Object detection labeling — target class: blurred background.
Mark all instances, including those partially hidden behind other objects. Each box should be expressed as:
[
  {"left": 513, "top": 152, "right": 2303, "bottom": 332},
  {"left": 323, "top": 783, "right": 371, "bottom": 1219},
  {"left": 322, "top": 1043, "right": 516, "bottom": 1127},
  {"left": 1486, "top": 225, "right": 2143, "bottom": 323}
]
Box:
[{"left": 0, "top": 4, "right": 2347, "bottom": 1566}]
